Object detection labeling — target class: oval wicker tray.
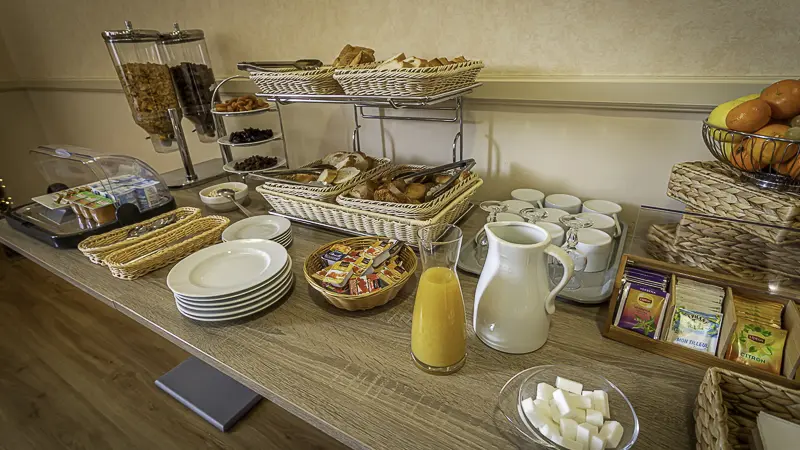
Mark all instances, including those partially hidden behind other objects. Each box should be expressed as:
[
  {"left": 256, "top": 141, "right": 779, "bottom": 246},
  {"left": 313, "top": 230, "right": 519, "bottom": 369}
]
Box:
[
  {"left": 333, "top": 60, "right": 484, "bottom": 97},
  {"left": 257, "top": 157, "right": 391, "bottom": 201},
  {"left": 303, "top": 236, "right": 417, "bottom": 311},
  {"left": 335, "top": 165, "right": 481, "bottom": 219},
  {"left": 77, "top": 207, "right": 202, "bottom": 265},
  {"left": 103, "top": 216, "right": 230, "bottom": 280},
  {"left": 695, "top": 366, "right": 800, "bottom": 450}
]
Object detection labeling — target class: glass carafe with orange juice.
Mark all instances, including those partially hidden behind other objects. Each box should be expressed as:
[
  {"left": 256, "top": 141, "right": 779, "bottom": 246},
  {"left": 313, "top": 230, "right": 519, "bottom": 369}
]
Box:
[{"left": 411, "top": 224, "right": 467, "bottom": 374}]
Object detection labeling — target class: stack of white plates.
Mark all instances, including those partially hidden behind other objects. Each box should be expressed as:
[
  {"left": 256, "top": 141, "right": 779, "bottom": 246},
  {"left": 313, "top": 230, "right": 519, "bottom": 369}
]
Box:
[
  {"left": 222, "top": 215, "right": 293, "bottom": 248},
  {"left": 166, "top": 239, "right": 293, "bottom": 322}
]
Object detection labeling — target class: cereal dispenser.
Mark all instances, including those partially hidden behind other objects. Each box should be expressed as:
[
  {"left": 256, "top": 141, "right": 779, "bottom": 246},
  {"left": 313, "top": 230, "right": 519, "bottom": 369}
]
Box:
[
  {"left": 102, "top": 21, "right": 179, "bottom": 153},
  {"left": 102, "top": 21, "right": 231, "bottom": 189},
  {"left": 160, "top": 23, "right": 217, "bottom": 143}
]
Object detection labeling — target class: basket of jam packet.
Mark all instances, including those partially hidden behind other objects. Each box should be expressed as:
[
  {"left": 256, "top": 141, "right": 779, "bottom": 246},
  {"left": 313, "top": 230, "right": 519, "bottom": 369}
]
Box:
[{"left": 304, "top": 236, "right": 417, "bottom": 311}]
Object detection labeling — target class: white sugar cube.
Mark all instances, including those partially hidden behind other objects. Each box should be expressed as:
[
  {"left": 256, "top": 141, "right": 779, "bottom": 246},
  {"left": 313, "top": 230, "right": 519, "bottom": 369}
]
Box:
[
  {"left": 578, "top": 422, "right": 599, "bottom": 435},
  {"left": 572, "top": 409, "right": 586, "bottom": 424},
  {"left": 576, "top": 422, "right": 597, "bottom": 446},
  {"left": 560, "top": 436, "right": 585, "bottom": 450},
  {"left": 534, "top": 399, "right": 548, "bottom": 409},
  {"left": 586, "top": 409, "right": 604, "bottom": 427},
  {"left": 582, "top": 390, "right": 592, "bottom": 397},
  {"left": 593, "top": 389, "right": 610, "bottom": 418},
  {"left": 575, "top": 394, "right": 592, "bottom": 409},
  {"left": 553, "top": 389, "right": 577, "bottom": 419},
  {"left": 599, "top": 421, "right": 624, "bottom": 448},
  {"left": 541, "top": 423, "right": 561, "bottom": 441},
  {"left": 590, "top": 435, "right": 605, "bottom": 450},
  {"left": 559, "top": 418, "right": 578, "bottom": 441},
  {"left": 556, "top": 376, "right": 584, "bottom": 395},
  {"left": 550, "top": 402, "right": 563, "bottom": 421},
  {"left": 537, "top": 382, "right": 556, "bottom": 401},
  {"left": 521, "top": 397, "right": 549, "bottom": 429}
]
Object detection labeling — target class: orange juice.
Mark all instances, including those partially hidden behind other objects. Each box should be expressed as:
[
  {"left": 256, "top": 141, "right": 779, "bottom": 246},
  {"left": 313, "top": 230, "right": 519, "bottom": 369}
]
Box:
[{"left": 411, "top": 267, "right": 466, "bottom": 372}]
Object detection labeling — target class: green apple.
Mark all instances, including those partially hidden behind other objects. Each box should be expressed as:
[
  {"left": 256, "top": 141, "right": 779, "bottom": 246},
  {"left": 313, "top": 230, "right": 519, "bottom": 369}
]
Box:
[{"left": 708, "top": 94, "right": 759, "bottom": 142}]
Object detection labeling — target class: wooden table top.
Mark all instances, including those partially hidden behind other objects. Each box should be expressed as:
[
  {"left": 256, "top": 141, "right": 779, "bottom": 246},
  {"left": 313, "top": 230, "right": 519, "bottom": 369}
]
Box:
[{"left": 0, "top": 187, "right": 704, "bottom": 449}]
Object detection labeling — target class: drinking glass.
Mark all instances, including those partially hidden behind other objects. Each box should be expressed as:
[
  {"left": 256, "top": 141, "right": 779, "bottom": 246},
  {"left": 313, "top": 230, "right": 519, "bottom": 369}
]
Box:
[
  {"left": 556, "top": 215, "right": 593, "bottom": 290},
  {"left": 519, "top": 207, "right": 548, "bottom": 224},
  {"left": 475, "top": 201, "right": 507, "bottom": 265},
  {"left": 412, "top": 224, "right": 467, "bottom": 374}
]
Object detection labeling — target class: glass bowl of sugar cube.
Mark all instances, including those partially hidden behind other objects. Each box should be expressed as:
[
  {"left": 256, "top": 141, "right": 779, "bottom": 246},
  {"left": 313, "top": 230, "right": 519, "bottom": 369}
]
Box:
[{"left": 499, "top": 365, "right": 638, "bottom": 449}]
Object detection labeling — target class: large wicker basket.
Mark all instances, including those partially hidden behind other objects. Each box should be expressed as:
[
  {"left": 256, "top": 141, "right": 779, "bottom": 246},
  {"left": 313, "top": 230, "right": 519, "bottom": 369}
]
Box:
[
  {"left": 103, "top": 216, "right": 229, "bottom": 280},
  {"left": 646, "top": 223, "right": 800, "bottom": 289},
  {"left": 335, "top": 164, "right": 482, "bottom": 219},
  {"left": 258, "top": 179, "right": 482, "bottom": 245},
  {"left": 333, "top": 60, "right": 484, "bottom": 97},
  {"left": 77, "top": 207, "right": 201, "bottom": 265},
  {"left": 304, "top": 236, "right": 417, "bottom": 311},
  {"left": 668, "top": 161, "right": 800, "bottom": 244},
  {"left": 248, "top": 67, "right": 343, "bottom": 96},
  {"left": 695, "top": 367, "right": 800, "bottom": 450},
  {"left": 258, "top": 158, "right": 391, "bottom": 201}
]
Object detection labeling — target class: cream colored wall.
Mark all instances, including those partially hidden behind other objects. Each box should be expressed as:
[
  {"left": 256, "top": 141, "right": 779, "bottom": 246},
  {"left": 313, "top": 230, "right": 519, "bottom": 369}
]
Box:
[{"left": 2, "top": 0, "right": 798, "bottom": 224}]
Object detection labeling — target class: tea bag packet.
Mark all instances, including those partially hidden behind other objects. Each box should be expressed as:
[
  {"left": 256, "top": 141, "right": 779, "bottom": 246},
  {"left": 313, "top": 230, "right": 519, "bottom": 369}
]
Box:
[
  {"left": 614, "top": 283, "right": 669, "bottom": 339},
  {"left": 622, "top": 266, "right": 669, "bottom": 291},
  {"left": 726, "top": 320, "right": 788, "bottom": 374},
  {"left": 667, "top": 307, "right": 723, "bottom": 354},
  {"left": 733, "top": 296, "right": 784, "bottom": 329}
]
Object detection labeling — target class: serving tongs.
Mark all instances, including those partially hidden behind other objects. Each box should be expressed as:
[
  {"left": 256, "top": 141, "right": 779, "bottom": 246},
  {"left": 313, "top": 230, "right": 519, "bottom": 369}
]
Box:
[
  {"left": 392, "top": 159, "right": 476, "bottom": 201},
  {"left": 237, "top": 60, "right": 325, "bottom": 72},
  {"left": 248, "top": 164, "right": 336, "bottom": 187}
]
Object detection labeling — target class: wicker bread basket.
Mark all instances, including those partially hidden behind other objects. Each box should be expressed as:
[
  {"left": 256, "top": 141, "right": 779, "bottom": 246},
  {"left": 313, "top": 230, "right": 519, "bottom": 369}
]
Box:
[
  {"left": 258, "top": 179, "right": 481, "bottom": 245},
  {"left": 335, "top": 165, "right": 481, "bottom": 219},
  {"left": 248, "top": 66, "right": 344, "bottom": 96},
  {"left": 103, "top": 216, "right": 229, "bottom": 280},
  {"left": 78, "top": 207, "right": 201, "bottom": 265},
  {"left": 333, "top": 60, "right": 484, "bottom": 97},
  {"left": 695, "top": 367, "right": 800, "bottom": 450},
  {"left": 668, "top": 161, "right": 800, "bottom": 244},
  {"left": 258, "top": 157, "right": 391, "bottom": 201},
  {"left": 303, "top": 236, "right": 417, "bottom": 311}
]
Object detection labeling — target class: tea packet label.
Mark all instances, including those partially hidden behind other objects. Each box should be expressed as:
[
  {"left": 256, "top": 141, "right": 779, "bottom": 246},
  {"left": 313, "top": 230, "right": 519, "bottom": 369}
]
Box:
[
  {"left": 726, "top": 320, "right": 787, "bottom": 374},
  {"left": 614, "top": 283, "right": 669, "bottom": 338},
  {"left": 667, "top": 308, "right": 722, "bottom": 354}
]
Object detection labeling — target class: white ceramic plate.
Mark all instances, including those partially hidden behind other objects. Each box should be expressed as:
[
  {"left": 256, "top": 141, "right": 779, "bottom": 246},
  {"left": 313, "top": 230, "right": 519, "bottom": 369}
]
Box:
[
  {"left": 167, "top": 239, "right": 288, "bottom": 298},
  {"left": 175, "top": 259, "right": 292, "bottom": 307},
  {"left": 222, "top": 156, "right": 286, "bottom": 175},
  {"left": 222, "top": 215, "right": 291, "bottom": 242},
  {"left": 177, "top": 273, "right": 294, "bottom": 314},
  {"left": 177, "top": 278, "right": 294, "bottom": 322},
  {"left": 175, "top": 256, "right": 291, "bottom": 302},
  {"left": 217, "top": 133, "right": 283, "bottom": 148},
  {"left": 272, "top": 232, "right": 292, "bottom": 243}
]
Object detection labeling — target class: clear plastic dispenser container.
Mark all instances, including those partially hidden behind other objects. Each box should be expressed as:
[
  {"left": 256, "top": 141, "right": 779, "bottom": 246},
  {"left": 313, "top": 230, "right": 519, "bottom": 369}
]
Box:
[
  {"left": 6, "top": 145, "right": 176, "bottom": 248},
  {"left": 102, "top": 21, "right": 180, "bottom": 153},
  {"left": 160, "top": 23, "right": 218, "bottom": 143}
]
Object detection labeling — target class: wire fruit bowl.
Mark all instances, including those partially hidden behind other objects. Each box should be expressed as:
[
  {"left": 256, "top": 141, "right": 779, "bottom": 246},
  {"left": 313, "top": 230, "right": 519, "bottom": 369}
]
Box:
[{"left": 702, "top": 120, "right": 800, "bottom": 192}]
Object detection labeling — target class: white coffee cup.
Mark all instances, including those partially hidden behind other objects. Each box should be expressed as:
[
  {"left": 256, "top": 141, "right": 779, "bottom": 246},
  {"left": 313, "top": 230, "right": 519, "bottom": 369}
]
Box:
[
  {"left": 545, "top": 194, "right": 582, "bottom": 214},
  {"left": 578, "top": 212, "right": 617, "bottom": 238},
  {"left": 511, "top": 189, "right": 545, "bottom": 209},
  {"left": 501, "top": 199, "right": 534, "bottom": 214},
  {"left": 537, "top": 221, "right": 565, "bottom": 246},
  {"left": 576, "top": 228, "right": 613, "bottom": 273},
  {"left": 539, "top": 208, "right": 568, "bottom": 229},
  {"left": 496, "top": 212, "right": 524, "bottom": 222},
  {"left": 582, "top": 199, "right": 622, "bottom": 237}
]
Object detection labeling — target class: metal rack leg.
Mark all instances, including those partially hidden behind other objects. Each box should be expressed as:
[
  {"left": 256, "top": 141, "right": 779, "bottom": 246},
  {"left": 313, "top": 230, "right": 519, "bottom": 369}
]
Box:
[
  {"left": 275, "top": 102, "right": 290, "bottom": 168},
  {"left": 457, "top": 97, "right": 464, "bottom": 161},
  {"left": 352, "top": 105, "right": 362, "bottom": 153}
]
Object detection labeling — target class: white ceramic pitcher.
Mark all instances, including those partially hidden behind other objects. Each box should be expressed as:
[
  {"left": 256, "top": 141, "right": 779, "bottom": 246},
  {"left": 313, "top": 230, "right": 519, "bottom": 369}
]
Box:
[{"left": 473, "top": 222, "right": 574, "bottom": 354}]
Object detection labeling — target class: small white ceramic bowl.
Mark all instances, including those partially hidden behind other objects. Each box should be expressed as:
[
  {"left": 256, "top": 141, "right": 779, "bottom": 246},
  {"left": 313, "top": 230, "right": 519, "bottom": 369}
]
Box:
[{"left": 199, "top": 182, "right": 249, "bottom": 212}]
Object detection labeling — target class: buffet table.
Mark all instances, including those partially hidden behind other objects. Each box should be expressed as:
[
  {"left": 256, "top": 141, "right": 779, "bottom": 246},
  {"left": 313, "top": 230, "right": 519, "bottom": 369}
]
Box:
[{"left": 0, "top": 186, "right": 705, "bottom": 449}]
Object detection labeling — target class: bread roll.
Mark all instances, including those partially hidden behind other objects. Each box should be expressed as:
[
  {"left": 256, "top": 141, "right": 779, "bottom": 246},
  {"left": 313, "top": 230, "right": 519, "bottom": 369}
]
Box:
[
  {"left": 726, "top": 99, "right": 771, "bottom": 132},
  {"left": 405, "top": 183, "right": 428, "bottom": 201},
  {"left": 317, "top": 168, "right": 338, "bottom": 184},
  {"left": 334, "top": 167, "right": 360, "bottom": 184}
]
